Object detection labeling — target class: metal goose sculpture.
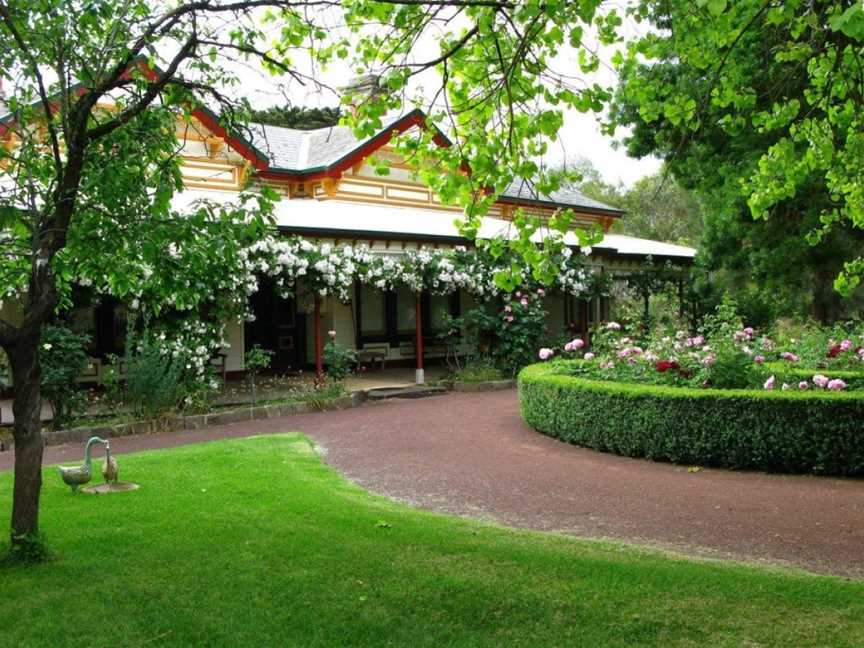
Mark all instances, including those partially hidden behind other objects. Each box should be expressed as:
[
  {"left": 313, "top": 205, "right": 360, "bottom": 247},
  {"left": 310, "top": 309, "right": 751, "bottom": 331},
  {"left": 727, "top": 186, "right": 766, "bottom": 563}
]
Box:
[
  {"left": 58, "top": 436, "right": 107, "bottom": 492},
  {"left": 102, "top": 442, "right": 119, "bottom": 485}
]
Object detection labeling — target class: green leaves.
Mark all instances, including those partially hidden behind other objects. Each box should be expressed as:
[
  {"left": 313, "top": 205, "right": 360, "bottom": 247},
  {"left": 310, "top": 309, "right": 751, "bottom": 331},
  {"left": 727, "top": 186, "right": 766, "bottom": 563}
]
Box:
[
  {"left": 828, "top": 4, "right": 864, "bottom": 42},
  {"left": 611, "top": 0, "right": 864, "bottom": 306}
]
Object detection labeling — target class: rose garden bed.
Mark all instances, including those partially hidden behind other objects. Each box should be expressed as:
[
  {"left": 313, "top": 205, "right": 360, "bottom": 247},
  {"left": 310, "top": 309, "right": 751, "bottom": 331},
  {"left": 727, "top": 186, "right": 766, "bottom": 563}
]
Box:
[{"left": 518, "top": 361, "right": 864, "bottom": 476}]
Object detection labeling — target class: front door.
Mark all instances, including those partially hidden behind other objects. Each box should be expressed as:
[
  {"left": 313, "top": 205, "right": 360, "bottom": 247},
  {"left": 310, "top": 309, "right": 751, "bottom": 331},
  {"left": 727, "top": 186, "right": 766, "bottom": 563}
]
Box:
[{"left": 245, "top": 277, "right": 306, "bottom": 372}]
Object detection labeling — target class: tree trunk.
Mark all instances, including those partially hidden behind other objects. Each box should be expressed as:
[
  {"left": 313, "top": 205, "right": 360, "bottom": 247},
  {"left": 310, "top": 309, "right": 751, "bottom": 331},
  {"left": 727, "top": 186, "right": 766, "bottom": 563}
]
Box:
[{"left": 8, "top": 333, "right": 44, "bottom": 545}]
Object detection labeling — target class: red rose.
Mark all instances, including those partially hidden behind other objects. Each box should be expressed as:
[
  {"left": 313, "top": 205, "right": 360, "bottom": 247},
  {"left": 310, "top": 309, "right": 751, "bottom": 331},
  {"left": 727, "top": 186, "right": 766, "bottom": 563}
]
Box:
[
  {"left": 656, "top": 360, "right": 679, "bottom": 373},
  {"left": 827, "top": 345, "right": 842, "bottom": 358}
]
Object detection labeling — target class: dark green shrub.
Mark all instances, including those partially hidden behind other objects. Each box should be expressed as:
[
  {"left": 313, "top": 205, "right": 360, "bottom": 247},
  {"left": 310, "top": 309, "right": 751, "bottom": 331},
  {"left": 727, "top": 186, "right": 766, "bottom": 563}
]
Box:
[
  {"left": 40, "top": 325, "right": 91, "bottom": 429},
  {"left": 323, "top": 334, "right": 356, "bottom": 383},
  {"left": 519, "top": 361, "right": 864, "bottom": 475},
  {"left": 118, "top": 338, "right": 184, "bottom": 419},
  {"left": 706, "top": 345, "right": 757, "bottom": 389}
]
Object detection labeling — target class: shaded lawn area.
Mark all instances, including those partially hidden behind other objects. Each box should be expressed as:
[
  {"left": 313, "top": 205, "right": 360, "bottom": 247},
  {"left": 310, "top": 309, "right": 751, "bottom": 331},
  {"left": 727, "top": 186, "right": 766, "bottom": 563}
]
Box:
[{"left": 1, "top": 435, "right": 863, "bottom": 647}]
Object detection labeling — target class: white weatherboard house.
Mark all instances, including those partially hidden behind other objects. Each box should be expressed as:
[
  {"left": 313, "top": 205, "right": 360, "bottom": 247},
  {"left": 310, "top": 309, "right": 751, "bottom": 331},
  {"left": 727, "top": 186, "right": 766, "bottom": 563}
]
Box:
[{"left": 2, "top": 106, "right": 696, "bottom": 383}]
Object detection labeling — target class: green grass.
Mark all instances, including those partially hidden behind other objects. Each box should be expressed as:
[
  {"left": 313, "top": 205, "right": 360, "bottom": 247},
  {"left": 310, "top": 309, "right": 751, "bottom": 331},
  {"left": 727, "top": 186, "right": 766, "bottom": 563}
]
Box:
[{"left": 2, "top": 434, "right": 863, "bottom": 647}]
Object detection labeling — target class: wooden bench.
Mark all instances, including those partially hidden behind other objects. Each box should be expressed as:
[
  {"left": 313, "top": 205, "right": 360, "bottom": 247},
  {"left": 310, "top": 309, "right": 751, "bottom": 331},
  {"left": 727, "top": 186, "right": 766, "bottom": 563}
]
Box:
[{"left": 356, "top": 349, "right": 387, "bottom": 371}]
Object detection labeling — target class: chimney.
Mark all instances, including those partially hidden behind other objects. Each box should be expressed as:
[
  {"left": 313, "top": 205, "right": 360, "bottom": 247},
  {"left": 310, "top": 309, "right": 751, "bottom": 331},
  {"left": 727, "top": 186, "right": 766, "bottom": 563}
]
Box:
[{"left": 339, "top": 74, "right": 386, "bottom": 116}]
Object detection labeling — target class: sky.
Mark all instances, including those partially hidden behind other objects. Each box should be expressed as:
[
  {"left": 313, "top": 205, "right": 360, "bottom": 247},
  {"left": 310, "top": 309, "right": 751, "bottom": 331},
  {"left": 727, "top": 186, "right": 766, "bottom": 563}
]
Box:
[{"left": 234, "top": 4, "right": 661, "bottom": 188}]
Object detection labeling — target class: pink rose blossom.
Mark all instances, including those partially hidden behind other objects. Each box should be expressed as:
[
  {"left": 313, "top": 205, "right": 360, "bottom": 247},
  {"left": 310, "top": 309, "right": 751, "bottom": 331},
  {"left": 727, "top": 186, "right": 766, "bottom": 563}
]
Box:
[
  {"left": 763, "top": 375, "right": 775, "bottom": 391},
  {"left": 515, "top": 291, "right": 522, "bottom": 298},
  {"left": 780, "top": 351, "right": 800, "bottom": 362},
  {"left": 538, "top": 348, "right": 554, "bottom": 361},
  {"left": 504, "top": 304, "right": 512, "bottom": 313},
  {"left": 605, "top": 321, "right": 621, "bottom": 330},
  {"left": 733, "top": 329, "right": 753, "bottom": 342},
  {"left": 505, "top": 315, "right": 514, "bottom": 323},
  {"left": 564, "top": 338, "right": 584, "bottom": 352},
  {"left": 617, "top": 347, "right": 643, "bottom": 359},
  {"left": 520, "top": 298, "right": 528, "bottom": 306},
  {"left": 813, "top": 374, "right": 829, "bottom": 388},
  {"left": 537, "top": 288, "right": 546, "bottom": 296},
  {"left": 798, "top": 381, "right": 809, "bottom": 390},
  {"left": 327, "top": 330, "right": 337, "bottom": 338},
  {"left": 754, "top": 355, "right": 765, "bottom": 364},
  {"left": 827, "top": 378, "right": 847, "bottom": 391},
  {"left": 584, "top": 352, "right": 595, "bottom": 360},
  {"left": 840, "top": 339, "right": 853, "bottom": 351}
]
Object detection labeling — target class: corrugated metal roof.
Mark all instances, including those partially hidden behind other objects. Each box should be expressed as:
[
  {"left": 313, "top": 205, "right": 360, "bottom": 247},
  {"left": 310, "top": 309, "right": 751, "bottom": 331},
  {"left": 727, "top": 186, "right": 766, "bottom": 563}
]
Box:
[
  {"left": 500, "top": 178, "right": 621, "bottom": 214},
  {"left": 171, "top": 192, "right": 694, "bottom": 260}
]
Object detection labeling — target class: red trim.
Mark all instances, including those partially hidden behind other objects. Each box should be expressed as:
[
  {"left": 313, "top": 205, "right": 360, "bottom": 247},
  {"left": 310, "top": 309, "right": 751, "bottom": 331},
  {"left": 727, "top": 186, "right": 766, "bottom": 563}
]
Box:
[
  {"left": 191, "top": 108, "right": 269, "bottom": 171},
  {"left": 258, "top": 110, "right": 449, "bottom": 182},
  {"left": 415, "top": 292, "right": 424, "bottom": 371}
]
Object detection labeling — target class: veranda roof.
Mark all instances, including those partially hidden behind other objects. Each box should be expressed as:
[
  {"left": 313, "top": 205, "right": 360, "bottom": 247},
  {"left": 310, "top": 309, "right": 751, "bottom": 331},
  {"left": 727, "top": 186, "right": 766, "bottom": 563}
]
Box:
[{"left": 171, "top": 192, "right": 696, "bottom": 261}]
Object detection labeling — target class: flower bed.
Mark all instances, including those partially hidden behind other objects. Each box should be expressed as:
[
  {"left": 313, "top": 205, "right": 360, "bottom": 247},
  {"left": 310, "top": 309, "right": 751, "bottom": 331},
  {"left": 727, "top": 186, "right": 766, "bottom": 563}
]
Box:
[{"left": 518, "top": 361, "right": 864, "bottom": 475}]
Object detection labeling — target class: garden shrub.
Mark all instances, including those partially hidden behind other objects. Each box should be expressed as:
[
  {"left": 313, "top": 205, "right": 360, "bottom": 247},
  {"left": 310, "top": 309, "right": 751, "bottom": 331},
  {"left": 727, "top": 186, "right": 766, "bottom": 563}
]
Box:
[
  {"left": 244, "top": 344, "right": 274, "bottom": 405},
  {"left": 323, "top": 332, "right": 356, "bottom": 383},
  {"left": 115, "top": 337, "right": 184, "bottom": 420},
  {"left": 519, "top": 361, "right": 864, "bottom": 476},
  {"left": 453, "top": 359, "right": 506, "bottom": 383},
  {"left": 459, "top": 287, "right": 550, "bottom": 377},
  {"left": 40, "top": 325, "right": 91, "bottom": 429}
]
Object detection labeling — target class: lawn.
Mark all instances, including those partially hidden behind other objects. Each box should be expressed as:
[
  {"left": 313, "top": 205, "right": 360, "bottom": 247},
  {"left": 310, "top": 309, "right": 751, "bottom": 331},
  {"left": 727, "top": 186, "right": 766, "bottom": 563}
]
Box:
[{"left": 1, "top": 434, "right": 863, "bottom": 647}]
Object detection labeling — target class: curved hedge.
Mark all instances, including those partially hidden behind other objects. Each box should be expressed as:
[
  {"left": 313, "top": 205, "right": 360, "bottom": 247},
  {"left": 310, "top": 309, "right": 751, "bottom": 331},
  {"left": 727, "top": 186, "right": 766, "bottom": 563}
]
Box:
[{"left": 518, "top": 362, "right": 864, "bottom": 475}]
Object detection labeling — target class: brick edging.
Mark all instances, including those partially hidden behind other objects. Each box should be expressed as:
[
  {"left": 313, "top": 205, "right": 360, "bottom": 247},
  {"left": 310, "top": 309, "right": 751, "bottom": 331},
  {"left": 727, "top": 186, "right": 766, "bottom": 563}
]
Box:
[
  {"left": 450, "top": 379, "right": 516, "bottom": 392},
  {"left": 0, "top": 392, "right": 364, "bottom": 452}
]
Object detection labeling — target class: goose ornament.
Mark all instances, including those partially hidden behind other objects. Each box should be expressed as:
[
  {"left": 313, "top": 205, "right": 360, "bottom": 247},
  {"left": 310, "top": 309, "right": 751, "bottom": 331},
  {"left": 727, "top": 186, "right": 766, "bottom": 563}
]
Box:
[
  {"left": 58, "top": 436, "right": 107, "bottom": 492},
  {"left": 102, "top": 442, "right": 119, "bottom": 484}
]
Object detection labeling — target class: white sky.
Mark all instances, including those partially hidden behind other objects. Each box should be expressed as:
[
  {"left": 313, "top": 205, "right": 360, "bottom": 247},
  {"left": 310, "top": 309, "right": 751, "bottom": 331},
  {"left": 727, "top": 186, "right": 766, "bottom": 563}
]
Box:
[{"left": 230, "top": 4, "right": 660, "bottom": 188}]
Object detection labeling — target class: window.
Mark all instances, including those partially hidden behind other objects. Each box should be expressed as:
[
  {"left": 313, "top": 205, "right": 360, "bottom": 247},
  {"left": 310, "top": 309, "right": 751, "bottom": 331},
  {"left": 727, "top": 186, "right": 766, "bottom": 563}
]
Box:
[
  {"left": 565, "top": 295, "right": 589, "bottom": 334},
  {"left": 359, "top": 284, "right": 386, "bottom": 336},
  {"left": 357, "top": 285, "right": 460, "bottom": 345},
  {"left": 395, "top": 285, "right": 417, "bottom": 334},
  {"left": 110, "top": 304, "right": 128, "bottom": 354},
  {"left": 68, "top": 305, "right": 98, "bottom": 354},
  {"left": 429, "top": 294, "right": 451, "bottom": 332}
]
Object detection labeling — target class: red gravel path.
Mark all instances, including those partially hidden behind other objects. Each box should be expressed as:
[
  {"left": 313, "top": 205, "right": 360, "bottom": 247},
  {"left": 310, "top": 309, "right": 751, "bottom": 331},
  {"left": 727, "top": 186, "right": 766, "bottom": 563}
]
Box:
[{"left": 2, "top": 390, "right": 863, "bottom": 576}]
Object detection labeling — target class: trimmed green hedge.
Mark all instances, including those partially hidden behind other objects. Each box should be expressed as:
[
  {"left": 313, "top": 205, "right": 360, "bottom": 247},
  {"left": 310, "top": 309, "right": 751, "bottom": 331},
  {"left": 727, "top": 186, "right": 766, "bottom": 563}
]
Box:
[{"left": 518, "top": 361, "right": 864, "bottom": 475}]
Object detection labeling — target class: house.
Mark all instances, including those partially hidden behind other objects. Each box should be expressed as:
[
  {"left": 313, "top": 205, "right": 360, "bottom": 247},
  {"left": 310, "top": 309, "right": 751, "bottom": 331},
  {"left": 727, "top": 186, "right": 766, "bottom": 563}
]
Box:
[{"left": 1, "top": 103, "right": 696, "bottom": 384}]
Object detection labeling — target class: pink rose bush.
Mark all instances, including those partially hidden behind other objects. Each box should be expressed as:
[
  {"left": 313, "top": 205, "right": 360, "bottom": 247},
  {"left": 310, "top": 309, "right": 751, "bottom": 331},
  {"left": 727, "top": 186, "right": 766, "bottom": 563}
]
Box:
[{"left": 534, "top": 318, "right": 862, "bottom": 393}]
